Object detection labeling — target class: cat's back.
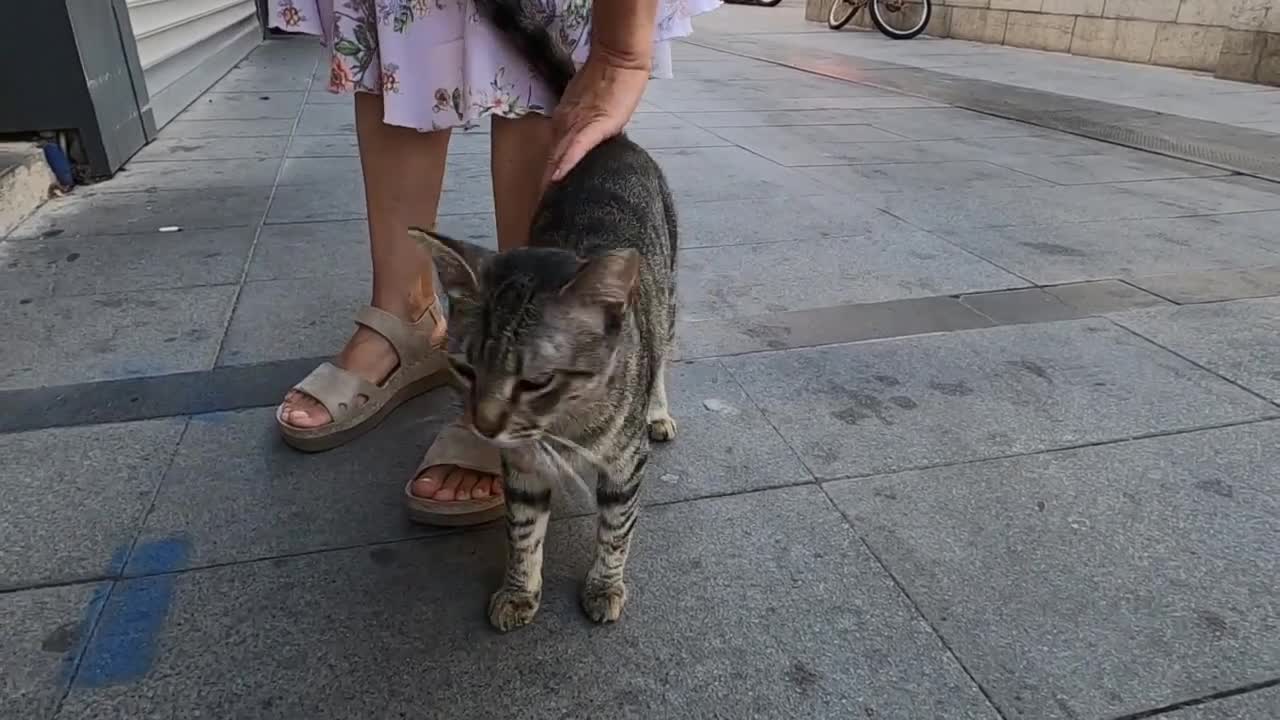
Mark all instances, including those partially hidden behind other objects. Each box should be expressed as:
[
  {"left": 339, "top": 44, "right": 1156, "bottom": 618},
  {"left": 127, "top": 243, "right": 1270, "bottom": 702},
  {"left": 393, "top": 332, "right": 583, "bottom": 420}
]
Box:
[{"left": 533, "top": 135, "right": 675, "bottom": 263}]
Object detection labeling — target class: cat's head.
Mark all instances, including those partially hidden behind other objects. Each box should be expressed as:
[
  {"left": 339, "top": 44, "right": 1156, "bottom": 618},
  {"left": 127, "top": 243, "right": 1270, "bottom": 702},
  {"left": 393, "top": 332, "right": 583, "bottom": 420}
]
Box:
[{"left": 411, "top": 227, "right": 640, "bottom": 446}]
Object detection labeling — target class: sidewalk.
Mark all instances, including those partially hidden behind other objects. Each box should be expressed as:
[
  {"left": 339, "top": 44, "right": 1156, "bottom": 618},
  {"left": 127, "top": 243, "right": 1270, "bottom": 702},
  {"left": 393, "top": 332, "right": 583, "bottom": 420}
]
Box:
[{"left": 3, "top": 3, "right": 1280, "bottom": 718}]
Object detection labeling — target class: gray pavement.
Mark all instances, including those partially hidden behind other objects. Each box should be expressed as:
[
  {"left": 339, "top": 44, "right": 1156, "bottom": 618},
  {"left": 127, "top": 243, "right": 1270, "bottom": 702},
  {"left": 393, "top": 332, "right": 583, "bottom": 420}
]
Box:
[{"left": 3, "top": 2, "right": 1280, "bottom": 718}]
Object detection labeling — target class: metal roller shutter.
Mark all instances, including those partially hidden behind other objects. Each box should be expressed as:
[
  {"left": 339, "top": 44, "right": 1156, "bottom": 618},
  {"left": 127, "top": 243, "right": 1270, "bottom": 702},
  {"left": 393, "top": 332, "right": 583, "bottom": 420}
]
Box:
[{"left": 127, "top": 0, "right": 263, "bottom": 126}]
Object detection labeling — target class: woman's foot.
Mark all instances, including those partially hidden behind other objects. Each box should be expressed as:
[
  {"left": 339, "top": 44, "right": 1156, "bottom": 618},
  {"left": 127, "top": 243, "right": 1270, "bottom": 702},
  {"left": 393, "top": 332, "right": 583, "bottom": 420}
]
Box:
[
  {"left": 410, "top": 465, "right": 502, "bottom": 503},
  {"left": 278, "top": 299, "right": 502, "bottom": 503}
]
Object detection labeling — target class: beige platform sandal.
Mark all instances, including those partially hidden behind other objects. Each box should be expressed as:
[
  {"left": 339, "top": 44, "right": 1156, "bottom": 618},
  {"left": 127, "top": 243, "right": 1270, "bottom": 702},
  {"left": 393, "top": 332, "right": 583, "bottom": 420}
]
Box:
[
  {"left": 404, "top": 422, "right": 505, "bottom": 527},
  {"left": 277, "top": 304, "right": 451, "bottom": 452}
]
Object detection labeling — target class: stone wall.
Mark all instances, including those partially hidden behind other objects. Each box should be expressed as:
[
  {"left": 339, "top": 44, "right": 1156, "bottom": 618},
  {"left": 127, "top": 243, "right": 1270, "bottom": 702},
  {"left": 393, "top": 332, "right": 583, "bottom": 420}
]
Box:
[{"left": 805, "top": 0, "right": 1280, "bottom": 85}]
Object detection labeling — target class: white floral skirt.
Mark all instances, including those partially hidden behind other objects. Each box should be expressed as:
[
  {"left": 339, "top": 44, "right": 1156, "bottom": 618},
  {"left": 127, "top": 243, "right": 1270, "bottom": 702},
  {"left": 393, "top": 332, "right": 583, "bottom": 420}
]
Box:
[{"left": 271, "top": 0, "right": 721, "bottom": 131}]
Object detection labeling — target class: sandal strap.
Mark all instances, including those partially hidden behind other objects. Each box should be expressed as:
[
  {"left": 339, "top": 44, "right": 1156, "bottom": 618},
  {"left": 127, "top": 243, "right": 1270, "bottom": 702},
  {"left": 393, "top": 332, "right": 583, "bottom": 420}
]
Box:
[
  {"left": 293, "top": 362, "right": 381, "bottom": 423},
  {"left": 354, "top": 304, "right": 441, "bottom": 364},
  {"left": 418, "top": 422, "right": 502, "bottom": 476}
]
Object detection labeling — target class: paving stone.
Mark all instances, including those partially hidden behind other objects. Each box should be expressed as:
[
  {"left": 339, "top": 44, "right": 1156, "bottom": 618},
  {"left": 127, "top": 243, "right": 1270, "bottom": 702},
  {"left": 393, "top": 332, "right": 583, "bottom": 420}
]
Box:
[
  {"left": 246, "top": 220, "right": 370, "bottom": 282},
  {"left": 678, "top": 195, "right": 915, "bottom": 249},
  {"left": 131, "top": 137, "right": 288, "bottom": 163},
  {"left": 723, "top": 319, "right": 1276, "bottom": 479},
  {"left": 288, "top": 130, "right": 492, "bottom": 159},
  {"left": 8, "top": 187, "right": 272, "bottom": 239},
  {"left": 208, "top": 67, "right": 316, "bottom": 93},
  {"left": 952, "top": 132, "right": 1125, "bottom": 158},
  {"left": 173, "top": 92, "right": 306, "bottom": 121},
  {"left": 1, "top": 227, "right": 254, "bottom": 297},
  {"left": 303, "top": 90, "right": 350, "bottom": 104},
  {"left": 854, "top": 107, "right": 1044, "bottom": 140},
  {"left": 710, "top": 122, "right": 914, "bottom": 147},
  {"left": 1116, "top": 176, "right": 1280, "bottom": 215},
  {"left": 669, "top": 60, "right": 810, "bottom": 81},
  {"left": 62, "top": 488, "right": 999, "bottom": 720},
  {"left": 78, "top": 158, "right": 282, "bottom": 194},
  {"left": 647, "top": 93, "right": 930, "bottom": 113},
  {"left": 284, "top": 134, "right": 359, "bottom": 157},
  {"left": 435, "top": 212, "right": 499, "bottom": 248},
  {"left": 294, "top": 103, "right": 354, "bottom": 135},
  {"left": 877, "top": 183, "right": 1202, "bottom": 231},
  {"left": 1129, "top": 264, "right": 1280, "bottom": 304},
  {"left": 678, "top": 230, "right": 1024, "bottom": 320},
  {"left": 938, "top": 213, "right": 1280, "bottom": 284},
  {"left": 649, "top": 146, "right": 835, "bottom": 202},
  {"left": 719, "top": 77, "right": 903, "bottom": 100},
  {"left": 1112, "top": 298, "right": 1280, "bottom": 403},
  {"left": 0, "top": 420, "right": 186, "bottom": 588},
  {"left": 720, "top": 136, "right": 978, "bottom": 167},
  {"left": 987, "top": 150, "right": 1229, "bottom": 184},
  {"left": 678, "top": 106, "right": 945, "bottom": 129},
  {"left": 800, "top": 160, "right": 1050, "bottom": 195},
  {"left": 218, "top": 278, "right": 368, "bottom": 365},
  {"left": 623, "top": 111, "right": 697, "bottom": 130},
  {"left": 0, "top": 583, "right": 103, "bottom": 720},
  {"left": 264, "top": 181, "right": 365, "bottom": 223},
  {"left": 1160, "top": 686, "right": 1280, "bottom": 719},
  {"left": 627, "top": 125, "right": 733, "bottom": 150},
  {"left": 277, "top": 156, "right": 360, "bottom": 186},
  {"left": 643, "top": 360, "right": 812, "bottom": 505},
  {"left": 265, "top": 181, "right": 492, "bottom": 223},
  {"left": 130, "top": 403, "right": 455, "bottom": 572},
  {"left": 960, "top": 288, "right": 1086, "bottom": 324},
  {"left": 824, "top": 422, "right": 1280, "bottom": 719},
  {"left": 158, "top": 118, "right": 297, "bottom": 139},
  {"left": 959, "top": 281, "right": 1169, "bottom": 323},
  {"left": 1045, "top": 279, "right": 1172, "bottom": 314},
  {"left": 676, "top": 296, "right": 996, "bottom": 359},
  {"left": 0, "top": 286, "right": 236, "bottom": 391}
]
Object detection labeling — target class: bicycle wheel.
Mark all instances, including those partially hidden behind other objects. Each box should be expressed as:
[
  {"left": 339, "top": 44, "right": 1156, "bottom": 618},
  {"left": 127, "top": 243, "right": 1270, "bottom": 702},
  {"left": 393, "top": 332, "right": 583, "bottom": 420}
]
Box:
[
  {"left": 870, "top": 0, "right": 931, "bottom": 39},
  {"left": 827, "top": 0, "right": 860, "bottom": 30}
]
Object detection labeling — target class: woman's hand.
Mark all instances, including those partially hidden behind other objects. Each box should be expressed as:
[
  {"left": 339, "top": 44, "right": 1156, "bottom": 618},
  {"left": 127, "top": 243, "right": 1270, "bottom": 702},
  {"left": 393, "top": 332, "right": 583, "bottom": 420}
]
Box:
[{"left": 544, "top": 50, "right": 651, "bottom": 186}]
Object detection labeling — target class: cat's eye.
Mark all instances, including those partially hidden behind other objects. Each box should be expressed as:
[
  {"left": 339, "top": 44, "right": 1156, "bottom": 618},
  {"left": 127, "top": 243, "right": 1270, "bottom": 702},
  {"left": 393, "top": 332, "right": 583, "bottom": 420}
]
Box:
[{"left": 516, "top": 374, "right": 556, "bottom": 394}]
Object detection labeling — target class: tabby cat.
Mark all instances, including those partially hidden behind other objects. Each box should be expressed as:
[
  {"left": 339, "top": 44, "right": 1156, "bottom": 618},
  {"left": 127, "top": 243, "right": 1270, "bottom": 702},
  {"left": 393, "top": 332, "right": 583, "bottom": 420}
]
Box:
[{"left": 411, "top": 0, "right": 679, "bottom": 631}]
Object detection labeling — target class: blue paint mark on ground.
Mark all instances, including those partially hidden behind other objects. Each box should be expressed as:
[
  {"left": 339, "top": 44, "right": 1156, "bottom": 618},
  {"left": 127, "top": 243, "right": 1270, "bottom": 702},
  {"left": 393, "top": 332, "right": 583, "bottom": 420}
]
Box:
[
  {"left": 58, "top": 582, "right": 112, "bottom": 685},
  {"left": 71, "top": 537, "right": 191, "bottom": 689}
]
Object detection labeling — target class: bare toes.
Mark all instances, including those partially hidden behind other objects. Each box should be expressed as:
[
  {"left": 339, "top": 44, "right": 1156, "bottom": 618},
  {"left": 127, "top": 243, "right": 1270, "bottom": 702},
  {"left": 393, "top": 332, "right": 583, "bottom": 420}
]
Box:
[
  {"left": 455, "top": 471, "right": 481, "bottom": 501},
  {"left": 434, "top": 469, "right": 465, "bottom": 501}
]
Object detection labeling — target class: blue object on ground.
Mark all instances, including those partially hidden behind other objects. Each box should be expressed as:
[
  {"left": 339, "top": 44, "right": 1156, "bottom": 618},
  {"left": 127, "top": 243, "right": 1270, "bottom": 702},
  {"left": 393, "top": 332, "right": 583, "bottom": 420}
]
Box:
[{"left": 43, "top": 142, "right": 75, "bottom": 187}]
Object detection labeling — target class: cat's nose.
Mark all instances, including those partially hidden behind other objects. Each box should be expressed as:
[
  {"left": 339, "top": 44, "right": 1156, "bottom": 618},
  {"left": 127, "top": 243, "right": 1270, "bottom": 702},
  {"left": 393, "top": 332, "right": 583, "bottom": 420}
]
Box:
[{"left": 473, "top": 398, "right": 506, "bottom": 438}]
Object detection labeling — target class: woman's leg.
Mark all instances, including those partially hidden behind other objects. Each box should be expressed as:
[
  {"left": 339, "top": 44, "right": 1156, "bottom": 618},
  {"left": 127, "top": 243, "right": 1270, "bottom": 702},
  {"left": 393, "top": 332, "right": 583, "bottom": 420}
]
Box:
[
  {"left": 279, "top": 92, "right": 450, "bottom": 428},
  {"left": 410, "top": 112, "right": 555, "bottom": 501}
]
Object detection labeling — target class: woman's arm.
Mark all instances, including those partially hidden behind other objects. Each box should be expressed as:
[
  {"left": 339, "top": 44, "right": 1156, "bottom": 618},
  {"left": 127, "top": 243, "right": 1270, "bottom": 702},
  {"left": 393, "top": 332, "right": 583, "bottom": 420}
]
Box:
[
  {"left": 589, "top": 0, "right": 660, "bottom": 71},
  {"left": 544, "top": 0, "right": 661, "bottom": 183}
]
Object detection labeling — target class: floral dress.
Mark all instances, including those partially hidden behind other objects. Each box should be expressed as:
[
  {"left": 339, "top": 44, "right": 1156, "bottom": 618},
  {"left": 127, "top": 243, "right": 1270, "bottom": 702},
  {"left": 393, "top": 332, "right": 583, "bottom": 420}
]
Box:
[{"left": 272, "top": 0, "right": 721, "bottom": 131}]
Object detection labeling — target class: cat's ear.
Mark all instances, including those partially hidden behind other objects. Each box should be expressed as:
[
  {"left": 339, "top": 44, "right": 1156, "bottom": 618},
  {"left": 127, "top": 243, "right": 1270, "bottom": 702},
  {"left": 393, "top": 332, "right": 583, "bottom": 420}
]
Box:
[
  {"left": 561, "top": 249, "right": 641, "bottom": 308},
  {"left": 409, "top": 227, "right": 491, "bottom": 299}
]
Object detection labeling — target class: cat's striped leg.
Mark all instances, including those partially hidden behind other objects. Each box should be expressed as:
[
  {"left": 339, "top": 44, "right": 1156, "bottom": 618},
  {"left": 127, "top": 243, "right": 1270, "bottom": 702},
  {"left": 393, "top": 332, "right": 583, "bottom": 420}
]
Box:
[
  {"left": 582, "top": 454, "right": 647, "bottom": 623},
  {"left": 488, "top": 469, "right": 552, "bottom": 632}
]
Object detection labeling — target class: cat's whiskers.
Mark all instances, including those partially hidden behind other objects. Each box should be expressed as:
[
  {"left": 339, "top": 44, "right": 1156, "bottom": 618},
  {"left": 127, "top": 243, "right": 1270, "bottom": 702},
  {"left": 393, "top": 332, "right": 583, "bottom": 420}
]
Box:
[
  {"left": 536, "top": 439, "right": 593, "bottom": 500},
  {"left": 541, "top": 431, "right": 611, "bottom": 475}
]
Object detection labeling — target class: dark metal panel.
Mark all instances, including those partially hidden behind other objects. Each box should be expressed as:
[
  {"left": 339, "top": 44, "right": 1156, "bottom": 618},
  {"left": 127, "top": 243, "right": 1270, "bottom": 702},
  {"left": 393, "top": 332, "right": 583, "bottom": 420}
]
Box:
[
  {"left": 65, "top": 0, "right": 154, "bottom": 174},
  {"left": 0, "top": 0, "right": 152, "bottom": 177}
]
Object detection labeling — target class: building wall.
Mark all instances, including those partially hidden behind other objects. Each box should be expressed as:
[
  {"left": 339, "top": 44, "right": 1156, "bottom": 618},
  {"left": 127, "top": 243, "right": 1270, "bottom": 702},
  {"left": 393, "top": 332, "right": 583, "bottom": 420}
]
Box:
[{"left": 805, "top": 0, "right": 1280, "bottom": 85}]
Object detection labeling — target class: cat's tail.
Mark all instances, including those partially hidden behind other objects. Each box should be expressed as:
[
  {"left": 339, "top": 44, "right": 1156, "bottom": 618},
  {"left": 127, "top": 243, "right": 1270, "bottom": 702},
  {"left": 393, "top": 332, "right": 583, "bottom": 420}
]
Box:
[{"left": 473, "top": 1, "right": 576, "bottom": 99}]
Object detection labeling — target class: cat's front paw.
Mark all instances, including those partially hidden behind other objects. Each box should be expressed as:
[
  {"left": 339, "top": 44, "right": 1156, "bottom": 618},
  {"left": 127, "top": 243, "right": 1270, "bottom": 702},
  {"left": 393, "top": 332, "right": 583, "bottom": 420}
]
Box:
[
  {"left": 648, "top": 415, "right": 677, "bottom": 442},
  {"left": 581, "top": 580, "right": 628, "bottom": 623},
  {"left": 488, "top": 588, "right": 541, "bottom": 632}
]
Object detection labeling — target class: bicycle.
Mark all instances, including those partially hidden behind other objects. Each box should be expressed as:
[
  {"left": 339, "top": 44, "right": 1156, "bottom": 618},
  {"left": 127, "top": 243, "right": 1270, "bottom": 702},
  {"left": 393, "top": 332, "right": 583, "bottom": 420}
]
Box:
[{"left": 827, "top": 0, "right": 932, "bottom": 39}]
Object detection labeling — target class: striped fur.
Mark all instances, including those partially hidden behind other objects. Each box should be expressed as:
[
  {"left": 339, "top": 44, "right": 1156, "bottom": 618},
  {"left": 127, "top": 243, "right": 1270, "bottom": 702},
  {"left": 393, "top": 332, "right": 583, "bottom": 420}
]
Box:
[{"left": 414, "top": 0, "right": 678, "bottom": 632}]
